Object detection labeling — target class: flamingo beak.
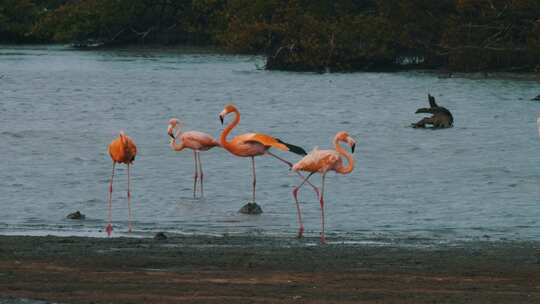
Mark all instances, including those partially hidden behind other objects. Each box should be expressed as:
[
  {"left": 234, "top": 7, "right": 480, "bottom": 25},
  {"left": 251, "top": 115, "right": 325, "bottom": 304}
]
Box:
[
  {"left": 167, "top": 125, "right": 175, "bottom": 139},
  {"left": 219, "top": 115, "right": 224, "bottom": 125},
  {"left": 347, "top": 137, "right": 356, "bottom": 153}
]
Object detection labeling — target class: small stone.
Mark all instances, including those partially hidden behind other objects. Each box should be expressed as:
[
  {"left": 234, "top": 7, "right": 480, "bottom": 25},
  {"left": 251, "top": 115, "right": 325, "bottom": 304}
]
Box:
[
  {"left": 154, "top": 232, "right": 167, "bottom": 241},
  {"left": 239, "top": 202, "right": 263, "bottom": 215},
  {"left": 66, "top": 211, "right": 85, "bottom": 220}
]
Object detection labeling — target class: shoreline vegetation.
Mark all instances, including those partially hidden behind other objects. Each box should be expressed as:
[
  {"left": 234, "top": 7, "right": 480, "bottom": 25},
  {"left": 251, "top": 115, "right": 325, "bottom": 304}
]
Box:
[
  {"left": 1, "top": 235, "right": 539, "bottom": 303},
  {"left": 2, "top": 0, "right": 540, "bottom": 73}
]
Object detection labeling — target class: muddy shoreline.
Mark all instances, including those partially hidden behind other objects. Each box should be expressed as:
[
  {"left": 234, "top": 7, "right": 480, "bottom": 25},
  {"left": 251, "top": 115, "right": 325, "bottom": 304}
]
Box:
[{"left": 1, "top": 235, "right": 539, "bottom": 303}]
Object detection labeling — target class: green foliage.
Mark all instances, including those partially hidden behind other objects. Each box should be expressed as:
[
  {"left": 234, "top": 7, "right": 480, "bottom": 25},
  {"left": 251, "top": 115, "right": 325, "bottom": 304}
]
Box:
[
  {"left": 0, "top": 0, "right": 40, "bottom": 42},
  {"left": 2, "top": 0, "right": 540, "bottom": 71},
  {"left": 440, "top": 0, "right": 540, "bottom": 71}
]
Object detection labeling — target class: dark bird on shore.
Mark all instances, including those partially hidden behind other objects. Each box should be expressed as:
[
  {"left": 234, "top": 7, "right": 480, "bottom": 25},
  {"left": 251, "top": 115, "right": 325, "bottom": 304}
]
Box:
[{"left": 412, "top": 94, "right": 453, "bottom": 129}]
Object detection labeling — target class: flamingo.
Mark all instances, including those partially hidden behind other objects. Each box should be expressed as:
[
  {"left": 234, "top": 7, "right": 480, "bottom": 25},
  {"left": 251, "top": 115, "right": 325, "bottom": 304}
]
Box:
[
  {"left": 291, "top": 131, "right": 356, "bottom": 244},
  {"left": 106, "top": 131, "right": 137, "bottom": 236},
  {"left": 219, "top": 104, "right": 314, "bottom": 207},
  {"left": 167, "top": 118, "right": 220, "bottom": 198}
]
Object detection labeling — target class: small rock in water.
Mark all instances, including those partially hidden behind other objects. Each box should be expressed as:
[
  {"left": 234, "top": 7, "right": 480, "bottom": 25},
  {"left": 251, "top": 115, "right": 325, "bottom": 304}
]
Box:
[
  {"left": 66, "top": 210, "right": 85, "bottom": 220},
  {"left": 532, "top": 94, "right": 540, "bottom": 101},
  {"left": 239, "top": 202, "right": 263, "bottom": 215},
  {"left": 154, "top": 232, "right": 167, "bottom": 241}
]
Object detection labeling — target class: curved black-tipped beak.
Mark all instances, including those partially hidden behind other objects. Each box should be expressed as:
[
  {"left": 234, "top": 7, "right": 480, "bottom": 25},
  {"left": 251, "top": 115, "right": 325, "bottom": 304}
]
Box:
[
  {"left": 351, "top": 143, "right": 355, "bottom": 153},
  {"left": 219, "top": 115, "right": 224, "bottom": 125},
  {"left": 168, "top": 132, "right": 175, "bottom": 140}
]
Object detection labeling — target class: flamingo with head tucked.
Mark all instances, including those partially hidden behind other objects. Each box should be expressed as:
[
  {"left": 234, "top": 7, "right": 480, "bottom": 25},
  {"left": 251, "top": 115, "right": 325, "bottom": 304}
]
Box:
[
  {"left": 167, "top": 118, "right": 220, "bottom": 198},
  {"left": 218, "top": 104, "right": 310, "bottom": 206},
  {"left": 106, "top": 131, "right": 137, "bottom": 236},
  {"left": 291, "top": 131, "right": 356, "bottom": 244}
]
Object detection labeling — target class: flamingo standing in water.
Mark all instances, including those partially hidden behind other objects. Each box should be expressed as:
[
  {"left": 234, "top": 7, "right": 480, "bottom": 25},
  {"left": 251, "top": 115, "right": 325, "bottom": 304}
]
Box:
[
  {"left": 219, "top": 104, "right": 312, "bottom": 207},
  {"left": 291, "top": 131, "right": 356, "bottom": 244},
  {"left": 106, "top": 131, "right": 137, "bottom": 236},
  {"left": 167, "top": 118, "right": 220, "bottom": 198}
]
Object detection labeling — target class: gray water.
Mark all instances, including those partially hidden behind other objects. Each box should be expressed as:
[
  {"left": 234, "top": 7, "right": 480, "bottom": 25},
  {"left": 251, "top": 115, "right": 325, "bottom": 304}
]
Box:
[{"left": 1, "top": 45, "right": 539, "bottom": 244}]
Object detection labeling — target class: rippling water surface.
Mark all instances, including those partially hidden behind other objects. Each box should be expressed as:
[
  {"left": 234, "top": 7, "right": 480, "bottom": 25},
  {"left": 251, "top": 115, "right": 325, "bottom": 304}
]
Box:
[{"left": 1, "top": 45, "right": 539, "bottom": 243}]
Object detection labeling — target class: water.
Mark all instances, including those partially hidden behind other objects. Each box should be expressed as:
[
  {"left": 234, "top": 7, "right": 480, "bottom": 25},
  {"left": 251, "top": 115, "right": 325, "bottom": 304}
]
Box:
[{"left": 1, "top": 45, "right": 539, "bottom": 244}]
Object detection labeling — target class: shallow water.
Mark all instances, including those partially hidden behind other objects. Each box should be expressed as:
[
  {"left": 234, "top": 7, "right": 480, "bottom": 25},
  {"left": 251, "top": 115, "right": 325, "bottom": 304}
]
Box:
[{"left": 1, "top": 45, "right": 539, "bottom": 244}]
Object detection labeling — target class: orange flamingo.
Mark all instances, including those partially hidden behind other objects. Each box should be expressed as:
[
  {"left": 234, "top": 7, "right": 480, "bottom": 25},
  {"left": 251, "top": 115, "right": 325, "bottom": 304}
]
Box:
[
  {"left": 167, "top": 118, "right": 220, "bottom": 198},
  {"left": 291, "top": 131, "right": 356, "bottom": 244},
  {"left": 219, "top": 104, "right": 313, "bottom": 206},
  {"left": 106, "top": 131, "right": 137, "bottom": 236}
]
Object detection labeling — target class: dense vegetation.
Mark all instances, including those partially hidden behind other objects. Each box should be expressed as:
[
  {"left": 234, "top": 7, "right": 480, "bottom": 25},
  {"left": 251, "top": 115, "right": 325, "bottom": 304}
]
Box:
[{"left": 1, "top": 0, "right": 540, "bottom": 72}]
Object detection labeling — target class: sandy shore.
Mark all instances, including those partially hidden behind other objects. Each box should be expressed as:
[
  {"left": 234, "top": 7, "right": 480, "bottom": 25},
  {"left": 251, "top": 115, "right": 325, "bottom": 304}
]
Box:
[{"left": 1, "top": 235, "right": 539, "bottom": 303}]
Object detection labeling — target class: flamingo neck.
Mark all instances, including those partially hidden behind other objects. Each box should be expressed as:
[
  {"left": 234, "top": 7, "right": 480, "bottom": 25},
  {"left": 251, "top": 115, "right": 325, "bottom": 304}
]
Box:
[
  {"left": 334, "top": 138, "right": 355, "bottom": 174},
  {"left": 119, "top": 133, "right": 127, "bottom": 145},
  {"left": 119, "top": 133, "right": 130, "bottom": 153},
  {"left": 170, "top": 128, "right": 185, "bottom": 151},
  {"left": 220, "top": 109, "right": 240, "bottom": 151}
]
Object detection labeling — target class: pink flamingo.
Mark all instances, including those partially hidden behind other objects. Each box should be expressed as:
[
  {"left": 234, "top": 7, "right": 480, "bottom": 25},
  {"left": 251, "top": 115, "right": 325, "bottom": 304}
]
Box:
[
  {"left": 219, "top": 104, "right": 320, "bottom": 206},
  {"left": 167, "top": 118, "right": 220, "bottom": 198},
  {"left": 106, "top": 131, "right": 137, "bottom": 236},
  {"left": 291, "top": 131, "right": 356, "bottom": 244}
]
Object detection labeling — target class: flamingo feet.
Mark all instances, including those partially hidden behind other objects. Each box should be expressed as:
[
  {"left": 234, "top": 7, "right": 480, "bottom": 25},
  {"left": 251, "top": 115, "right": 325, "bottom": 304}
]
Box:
[{"left": 105, "top": 224, "right": 113, "bottom": 236}]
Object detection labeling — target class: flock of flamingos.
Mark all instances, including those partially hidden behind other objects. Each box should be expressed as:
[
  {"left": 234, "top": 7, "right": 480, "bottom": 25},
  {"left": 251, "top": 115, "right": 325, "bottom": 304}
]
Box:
[{"left": 106, "top": 104, "right": 356, "bottom": 244}]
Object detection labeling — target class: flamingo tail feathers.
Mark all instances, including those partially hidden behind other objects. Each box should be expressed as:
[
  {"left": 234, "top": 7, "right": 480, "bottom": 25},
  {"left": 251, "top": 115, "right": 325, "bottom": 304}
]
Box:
[{"left": 276, "top": 139, "right": 307, "bottom": 156}]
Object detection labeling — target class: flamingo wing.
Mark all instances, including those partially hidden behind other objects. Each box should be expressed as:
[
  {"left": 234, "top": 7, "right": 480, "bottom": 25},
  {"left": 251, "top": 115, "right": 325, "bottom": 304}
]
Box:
[
  {"left": 182, "top": 131, "right": 219, "bottom": 150},
  {"left": 240, "top": 133, "right": 289, "bottom": 151},
  {"left": 245, "top": 133, "right": 307, "bottom": 155},
  {"left": 293, "top": 149, "right": 340, "bottom": 172},
  {"left": 124, "top": 135, "right": 137, "bottom": 162},
  {"left": 109, "top": 134, "right": 137, "bottom": 163}
]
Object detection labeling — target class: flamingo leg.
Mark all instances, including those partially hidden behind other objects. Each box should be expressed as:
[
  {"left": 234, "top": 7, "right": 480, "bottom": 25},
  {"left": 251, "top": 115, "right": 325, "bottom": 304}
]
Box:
[
  {"left": 320, "top": 173, "right": 327, "bottom": 244},
  {"left": 192, "top": 150, "right": 198, "bottom": 199},
  {"left": 266, "top": 151, "right": 320, "bottom": 199},
  {"left": 197, "top": 151, "right": 204, "bottom": 198},
  {"left": 265, "top": 151, "right": 293, "bottom": 167},
  {"left": 251, "top": 156, "right": 256, "bottom": 203},
  {"left": 127, "top": 163, "right": 132, "bottom": 233},
  {"left": 292, "top": 172, "right": 316, "bottom": 238},
  {"left": 106, "top": 162, "right": 116, "bottom": 236}
]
